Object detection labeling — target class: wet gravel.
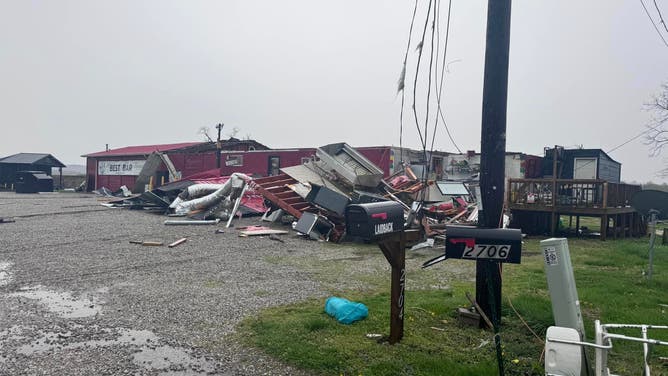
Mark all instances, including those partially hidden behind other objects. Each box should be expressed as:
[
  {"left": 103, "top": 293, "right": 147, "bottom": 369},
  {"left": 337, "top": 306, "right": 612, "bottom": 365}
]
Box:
[
  {"left": 0, "top": 192, "right": 470, "bottom": 375},
  {"left": 0, "top": 192, "right": 333, "bottom": 375}
]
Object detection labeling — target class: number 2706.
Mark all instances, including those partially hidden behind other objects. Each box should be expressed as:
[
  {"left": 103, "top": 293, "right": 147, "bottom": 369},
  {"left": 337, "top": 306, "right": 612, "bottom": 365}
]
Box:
[{"left": 462, "top": 244, "right": 510, "bottom": 260}]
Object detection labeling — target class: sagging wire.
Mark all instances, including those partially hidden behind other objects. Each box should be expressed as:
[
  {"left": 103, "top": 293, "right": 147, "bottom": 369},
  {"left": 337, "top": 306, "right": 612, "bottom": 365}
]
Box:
[
  {"left": 430, "top": 0, "right": 461, "bottom": 155},
  {"left": 640, "top": 0, "right": 668, "bottom": 47},
  {"left": 485, "top": 264, "right": 505, "bottom": 376},
  {"left": 654, "top": 0, "right": 668, "bottom": 33},
  {"left": 422, "top": 0, "right": 438, "bottom": 184},
  {"left": 571, "top": 121, "right": 666, "bottom": 175},
  {"left": 398, "top": 0, "right": 463, "bottom": 218},
  {"left": 411, "top": 0, "right": 434, "bottom": 158},
  {"left": 507, "top": 297, "right": 543, "bottom": 345},
  {"left": 398, "top": 0, "right": 420, "bottom": 167}
]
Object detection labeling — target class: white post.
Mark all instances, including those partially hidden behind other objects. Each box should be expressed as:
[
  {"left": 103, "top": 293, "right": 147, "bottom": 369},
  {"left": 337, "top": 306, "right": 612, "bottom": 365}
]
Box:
[{"left": 541, "top": 238, "right": 591, "bottom": 376}]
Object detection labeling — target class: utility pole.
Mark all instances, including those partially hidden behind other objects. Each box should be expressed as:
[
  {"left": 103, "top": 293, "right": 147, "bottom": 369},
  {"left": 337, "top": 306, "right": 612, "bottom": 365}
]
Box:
[
  {"left": 216, "top": 123, "right": 224, "bottom": 169},
  {"left": 477, "top": 0, "right": 512, "bottom": 331}
]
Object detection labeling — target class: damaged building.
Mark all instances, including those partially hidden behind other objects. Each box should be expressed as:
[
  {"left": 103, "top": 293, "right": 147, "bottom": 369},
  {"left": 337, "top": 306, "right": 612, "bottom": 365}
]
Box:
[{"left": 83, "top": 139, "right": 268, "bottom": 192}]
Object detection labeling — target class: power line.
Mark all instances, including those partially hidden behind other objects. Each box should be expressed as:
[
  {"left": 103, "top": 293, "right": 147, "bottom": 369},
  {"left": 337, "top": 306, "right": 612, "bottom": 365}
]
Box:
[
  {"left": 640, "top": 0, "right": 668, "bottom": 47},
  {"left": 423, "top": 0, "right": 439, "bottom": 182},
  {"left": 653, "top": 0, "right": 668, "bottom": 33},
  {"left": 429, "top": 0, "right": 444, "bottom": 157},
  {"left": 430, "top": 0, "right": 463, "bottom": 154},
  {"left": 572, "top": 122, "right": 666, "bottom": 173},
  {"left": 411, "top": 0, "right": 434, "bottom": 153},
  {"left": 607, "top": 123, "right": 661, "bottom": 154},
  {"left": 398, "top": 0, "right": 420, "bottom": 166}
]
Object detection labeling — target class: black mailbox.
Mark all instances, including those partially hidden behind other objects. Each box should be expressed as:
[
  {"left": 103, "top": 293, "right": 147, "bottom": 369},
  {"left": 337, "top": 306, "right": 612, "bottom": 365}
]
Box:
[
  {"left": 446, "top": 225, "right": 522, "bottom": 263},
  {"left": 423, "top": 225, "right": 522, "bottom": 268},
  {"left": 346, "top": 201, "right": 405, "bottom": 240}
]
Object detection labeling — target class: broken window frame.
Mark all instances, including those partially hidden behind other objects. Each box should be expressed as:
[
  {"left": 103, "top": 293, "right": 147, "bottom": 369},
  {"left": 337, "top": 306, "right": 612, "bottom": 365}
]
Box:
[{"left": 225, "top": 155, "right": 243, "bottom": 167}]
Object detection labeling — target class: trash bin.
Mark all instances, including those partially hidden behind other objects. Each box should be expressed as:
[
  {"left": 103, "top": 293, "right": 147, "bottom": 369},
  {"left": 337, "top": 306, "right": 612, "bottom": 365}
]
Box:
[{"left": 15, "top": 171, "right": 53, "bottom": 193}]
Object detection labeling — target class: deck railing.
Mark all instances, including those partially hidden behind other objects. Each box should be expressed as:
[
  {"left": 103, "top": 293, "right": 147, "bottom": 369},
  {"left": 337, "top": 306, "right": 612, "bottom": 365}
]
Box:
[{"left": 507, "top": 179, "right": 641, "bottom": 209}]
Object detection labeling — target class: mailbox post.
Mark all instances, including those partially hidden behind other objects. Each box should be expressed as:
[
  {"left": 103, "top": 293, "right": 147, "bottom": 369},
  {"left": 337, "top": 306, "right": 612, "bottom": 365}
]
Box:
[
  {"left": 377, "top": 230, "right": 420, "bottom": 343},
  {"left": 346, "top": 202, "right": 419, "bottom": 344},
  {"left": 423, "top": 225, "right": 522, "bottom": 328}
]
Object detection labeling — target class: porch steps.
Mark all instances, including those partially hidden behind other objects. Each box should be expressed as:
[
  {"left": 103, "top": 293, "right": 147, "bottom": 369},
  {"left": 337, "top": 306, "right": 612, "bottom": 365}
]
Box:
[
  {"left": 251, "top": 173, "right": 346, "bottom": 241},
  {"left": 251, "top": 174, "right": 313, "bottom": 219}
]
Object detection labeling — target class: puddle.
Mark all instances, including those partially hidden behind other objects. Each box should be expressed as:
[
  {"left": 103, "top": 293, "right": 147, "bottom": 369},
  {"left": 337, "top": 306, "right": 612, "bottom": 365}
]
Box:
[
  {"left": 0, "top": 262, "right": 12, "bottom": 286},
  {"left": 133, "top": 346, "right": 215, "bottom": 373},
  {"left": 0, "top": 325, "right": 30, "bottom": 349},
  {"left": 14, "top": 327, "right": 216, "bottom": 374},
  {"left": 10, "top": 285, "right": 102, "bottom": 318},
  {"left": 17, "top": 328, "right": 157, "bottom": 355},
  {"left": 95, "top": 286, "right": 110, "bottom": 294},
  {"left": 16, "top": 335, "right": 56, "bottom": 355}
]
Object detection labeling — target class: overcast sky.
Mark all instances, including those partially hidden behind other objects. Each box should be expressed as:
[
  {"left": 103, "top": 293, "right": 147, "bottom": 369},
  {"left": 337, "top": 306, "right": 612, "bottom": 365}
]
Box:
[{"left": 1, "top": 1, "right": 668, "bottom": 183}]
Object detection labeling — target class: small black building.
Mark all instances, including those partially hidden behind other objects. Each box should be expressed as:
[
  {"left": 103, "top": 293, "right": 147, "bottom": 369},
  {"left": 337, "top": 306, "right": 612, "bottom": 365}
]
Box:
[
  {"left": 542, "top": 147, "right": 621, "bottom": 183},
  {"left": 15, "top": 171, "right": 54, "bottom": 193},
  {"left": 0, "top": 153, "right": 66, "bottom": 189}
]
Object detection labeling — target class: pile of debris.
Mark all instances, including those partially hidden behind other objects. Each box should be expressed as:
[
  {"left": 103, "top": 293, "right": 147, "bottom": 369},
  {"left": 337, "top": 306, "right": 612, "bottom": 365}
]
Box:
[{"left": 95, "top": 142, "right": 480, "bottom": 243}]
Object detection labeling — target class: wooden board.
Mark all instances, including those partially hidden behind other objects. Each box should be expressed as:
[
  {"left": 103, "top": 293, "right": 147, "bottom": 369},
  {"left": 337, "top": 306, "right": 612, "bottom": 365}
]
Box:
[{"left": 239, "top": 229, "right": 289, "bottom": 236}]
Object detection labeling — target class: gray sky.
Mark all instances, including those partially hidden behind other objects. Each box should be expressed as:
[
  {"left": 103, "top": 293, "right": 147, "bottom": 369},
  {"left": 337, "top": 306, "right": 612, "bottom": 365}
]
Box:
[{"left": 1, "top": 1, "right": 668, "bottom": 183}]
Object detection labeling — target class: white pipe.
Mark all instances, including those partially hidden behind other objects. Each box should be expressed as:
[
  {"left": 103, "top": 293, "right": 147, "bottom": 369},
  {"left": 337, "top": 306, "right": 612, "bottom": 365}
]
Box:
[
  {"left": 169, "top": 184, "right": 225, "bottom": 209},
  {"left": 172, "top": 173, "right": 249, "bottom": 215}
]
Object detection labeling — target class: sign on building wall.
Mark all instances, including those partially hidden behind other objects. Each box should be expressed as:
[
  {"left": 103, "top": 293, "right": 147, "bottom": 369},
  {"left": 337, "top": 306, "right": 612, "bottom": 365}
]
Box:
[{"left": 98, "top": 160, "right": 145, "bottom": 176}]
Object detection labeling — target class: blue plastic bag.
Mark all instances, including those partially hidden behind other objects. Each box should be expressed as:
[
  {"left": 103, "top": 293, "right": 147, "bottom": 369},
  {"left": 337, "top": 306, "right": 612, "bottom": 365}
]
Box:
[{"left": 324, "top": 296, "right": 368, "bottom": 324}]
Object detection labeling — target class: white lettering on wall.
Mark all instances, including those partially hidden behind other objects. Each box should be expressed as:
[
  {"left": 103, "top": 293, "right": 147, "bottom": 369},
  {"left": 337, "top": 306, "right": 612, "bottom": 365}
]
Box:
[{"left": 98, "top": 160, "right": 146, "bottom": 176}]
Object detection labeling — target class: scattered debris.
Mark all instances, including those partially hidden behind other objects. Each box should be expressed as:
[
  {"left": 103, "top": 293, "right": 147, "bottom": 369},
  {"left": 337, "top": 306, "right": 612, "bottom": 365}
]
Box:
[
  {"left": 324, "top": 296, "right": 368, "bottom": 324},
  {"left": 95, "top": 141, "right": 487, "bottom": 246},
  {"left": 457, "top": 307, "right": 481, "bottom": 327},
  {"left": 410, "top": 238, "right": 435, "bottom": 251},
  {"left": 268, "top": 234, "right": 285, "bottom": 243},
  {"left": 167, "top": 238, "right": 188, "bottom": 248},
  {"left": 0, "top": 218, "right": 15, "bottom": 224},
  {"left": 129, "top": 241, "right": 164, "bottom": 246},
  {"left": 294, "top": 212, "right": 334, "bottom": 241},
  {"left": 238, "top": 226, "right": 289, "bottom": 236},
  {"left": 164, "top": 219, "right": 220, "bottom": 226},
  {"left": 465, "top": 292, "right": 494, "bottom": 330}
]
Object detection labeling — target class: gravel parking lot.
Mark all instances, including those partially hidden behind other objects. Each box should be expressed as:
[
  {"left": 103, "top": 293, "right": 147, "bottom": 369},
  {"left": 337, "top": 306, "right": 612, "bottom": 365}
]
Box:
[
  {"left": 0, "top": 192, "right": 332, "bottom": 375},
  {"left": 0, "top": 192, "right": 467, "bottom": 375}
]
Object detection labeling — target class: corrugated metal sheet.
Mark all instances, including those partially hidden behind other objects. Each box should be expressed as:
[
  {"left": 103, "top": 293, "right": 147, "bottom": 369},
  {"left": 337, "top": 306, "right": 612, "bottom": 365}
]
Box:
[{"left": 82, "top": 142, "right": 204, "bottom": 157}]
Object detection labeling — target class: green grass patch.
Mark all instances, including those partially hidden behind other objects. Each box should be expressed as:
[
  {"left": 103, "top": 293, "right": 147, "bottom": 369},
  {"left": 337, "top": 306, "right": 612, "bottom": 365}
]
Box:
[{"left": 239, "top": 237, "right": 668, "bottom": 375}]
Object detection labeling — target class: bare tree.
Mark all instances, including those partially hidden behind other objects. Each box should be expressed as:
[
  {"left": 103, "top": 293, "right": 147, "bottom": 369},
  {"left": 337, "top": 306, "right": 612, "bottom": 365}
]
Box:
[
  {"left": 227, "top": 127, "right": 239, "bottom": 139},
  {"left": 646, "top": 82, "right": 668, "bottom": 158},
  {"left": 198, "top": 126, "right": 214, "bottom": 142}
]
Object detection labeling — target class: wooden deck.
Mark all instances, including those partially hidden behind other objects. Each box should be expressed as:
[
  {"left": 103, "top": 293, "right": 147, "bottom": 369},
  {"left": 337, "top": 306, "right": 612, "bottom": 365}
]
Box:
[{"left": 507, "top": 179, "right": 644, "bottom": 240}]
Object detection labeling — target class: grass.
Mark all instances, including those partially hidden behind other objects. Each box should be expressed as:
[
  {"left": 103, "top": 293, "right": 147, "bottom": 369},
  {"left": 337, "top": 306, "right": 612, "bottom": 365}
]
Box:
[{"left": 238, "top": 237, "right": 668, "bottom": 375}]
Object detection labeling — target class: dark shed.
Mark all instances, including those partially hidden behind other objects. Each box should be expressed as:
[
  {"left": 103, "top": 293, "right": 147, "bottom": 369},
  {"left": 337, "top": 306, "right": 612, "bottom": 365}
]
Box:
[
  {"left": 15, "top": 171, "right": 54, "bottom": 193},
  {"left": 542, "top": 148, "right": 621, "bottom": 183},
  {"left": 0, "top": 153, "right": 66, "bottom": 189}
]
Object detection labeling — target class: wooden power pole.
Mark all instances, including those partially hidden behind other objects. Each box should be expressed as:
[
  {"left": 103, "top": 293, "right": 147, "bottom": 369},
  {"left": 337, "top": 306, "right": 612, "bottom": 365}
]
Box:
[
  {"left": 477, "top": 0, "right": 512, "bottom": 329},
  {"left": 216, "top": 123, "right": 224, "bottom": 169}
]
